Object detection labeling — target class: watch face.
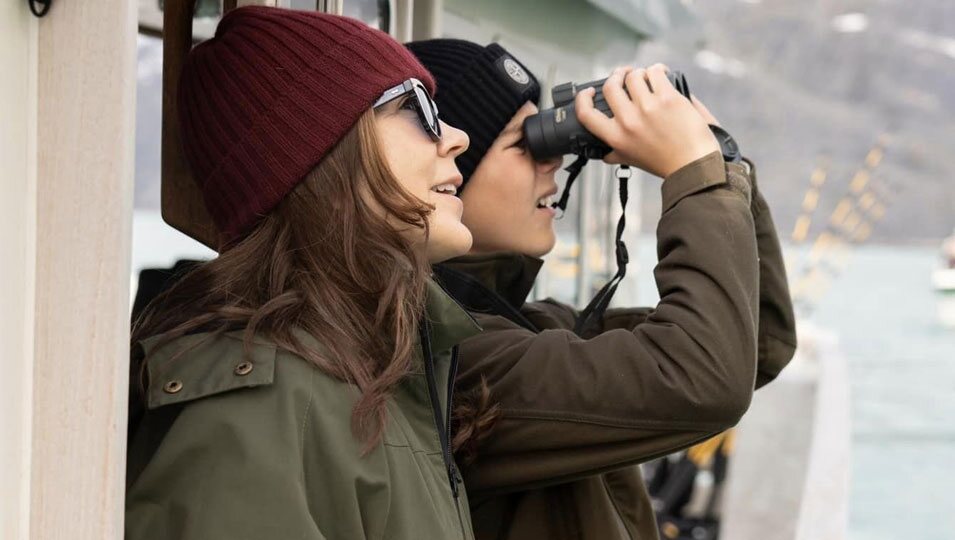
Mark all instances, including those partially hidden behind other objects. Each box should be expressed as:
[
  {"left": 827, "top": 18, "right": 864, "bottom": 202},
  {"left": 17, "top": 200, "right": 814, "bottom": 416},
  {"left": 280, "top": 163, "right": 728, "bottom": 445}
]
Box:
[{"left": 709, "top": 125, "right": 741, "bottom": 162}]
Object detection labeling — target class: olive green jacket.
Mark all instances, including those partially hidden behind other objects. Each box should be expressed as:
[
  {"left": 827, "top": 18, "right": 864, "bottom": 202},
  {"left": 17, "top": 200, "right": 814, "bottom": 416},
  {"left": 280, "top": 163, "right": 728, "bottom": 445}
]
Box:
[
  {"left": 434, "top": 152, "right": 797, "bottom": 540},
  {"left": 125, "top": 280, "right": 482, "bottom": 540}
]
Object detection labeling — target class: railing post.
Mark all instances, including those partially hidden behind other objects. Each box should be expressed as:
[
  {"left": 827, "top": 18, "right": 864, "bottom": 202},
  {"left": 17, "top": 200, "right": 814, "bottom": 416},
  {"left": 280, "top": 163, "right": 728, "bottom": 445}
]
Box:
[{"left": 27, "top": 0, "right": 137, "bottom": 537}]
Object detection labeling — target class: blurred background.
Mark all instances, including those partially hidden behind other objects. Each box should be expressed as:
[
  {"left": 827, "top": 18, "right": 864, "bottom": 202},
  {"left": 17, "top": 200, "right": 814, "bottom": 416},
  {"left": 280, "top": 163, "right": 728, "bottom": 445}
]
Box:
[{"left": 133, "top": 1, "right": 955, "bottom": 538}]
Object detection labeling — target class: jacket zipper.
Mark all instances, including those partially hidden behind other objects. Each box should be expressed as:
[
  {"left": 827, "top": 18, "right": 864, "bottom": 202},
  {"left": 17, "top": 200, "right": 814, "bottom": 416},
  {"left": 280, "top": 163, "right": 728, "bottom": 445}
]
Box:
[
  {"left": 446, "top": 346, "right": 461, "bottom": 496},
  {"left": 418, "top": 320, "right": 466, "bottom": 538},
  {"left": 454, "top": 492, "right": 469, "bottom": 540}
]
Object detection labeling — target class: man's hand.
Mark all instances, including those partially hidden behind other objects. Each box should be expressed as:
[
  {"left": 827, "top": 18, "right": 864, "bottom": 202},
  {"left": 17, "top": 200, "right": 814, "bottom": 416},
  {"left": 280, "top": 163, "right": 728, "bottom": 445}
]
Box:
[{"left": 574, "top": 64, "right": 720, "bottom": 179}]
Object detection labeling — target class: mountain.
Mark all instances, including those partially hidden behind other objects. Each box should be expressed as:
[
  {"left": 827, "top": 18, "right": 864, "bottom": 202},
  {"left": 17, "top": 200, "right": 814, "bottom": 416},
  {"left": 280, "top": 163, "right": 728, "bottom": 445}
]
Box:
[{"left": 634, "top": 0, "right": 955, "bottom": 243}]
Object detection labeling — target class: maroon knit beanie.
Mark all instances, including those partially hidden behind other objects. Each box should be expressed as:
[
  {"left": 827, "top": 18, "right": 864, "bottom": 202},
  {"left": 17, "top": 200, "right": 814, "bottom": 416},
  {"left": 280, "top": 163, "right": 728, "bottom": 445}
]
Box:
[{"left": 178, "top": 6, "right": 436, "bottom": 243}]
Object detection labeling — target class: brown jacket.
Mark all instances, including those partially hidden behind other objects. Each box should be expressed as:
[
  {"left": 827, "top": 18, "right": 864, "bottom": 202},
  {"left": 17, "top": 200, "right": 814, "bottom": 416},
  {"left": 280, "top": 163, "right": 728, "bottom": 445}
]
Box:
[{"left": 434, "top": 152, "right": 797, "bottom": 540}]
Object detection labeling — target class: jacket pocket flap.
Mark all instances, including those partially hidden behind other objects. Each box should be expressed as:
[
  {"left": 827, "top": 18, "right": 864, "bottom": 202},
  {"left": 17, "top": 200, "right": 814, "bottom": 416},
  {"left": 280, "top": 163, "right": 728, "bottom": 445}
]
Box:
[{"left": 141, "top": 332, "right": 277, "bottom": 409}]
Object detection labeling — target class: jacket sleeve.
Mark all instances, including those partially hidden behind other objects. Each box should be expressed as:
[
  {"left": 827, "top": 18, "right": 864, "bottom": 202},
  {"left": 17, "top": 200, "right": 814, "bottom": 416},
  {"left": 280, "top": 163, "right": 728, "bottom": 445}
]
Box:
[
  {"left": 745, "top": 158, "right": 798, "bottom": 388},
  {"left": 457, "top": 152, "right": 760, "bottom": 497},
  {"left": 572, "top": 158, "right": 797, "bottom": 387},
  {"left": 125, "top": 389, "right": 325, "bottom": 540}
]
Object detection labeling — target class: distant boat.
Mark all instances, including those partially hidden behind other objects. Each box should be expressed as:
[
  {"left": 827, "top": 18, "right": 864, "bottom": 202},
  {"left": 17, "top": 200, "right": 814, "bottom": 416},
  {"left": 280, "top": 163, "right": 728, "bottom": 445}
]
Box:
[{"left": 933, "top": 229, "right": 955, "bottom": 293}]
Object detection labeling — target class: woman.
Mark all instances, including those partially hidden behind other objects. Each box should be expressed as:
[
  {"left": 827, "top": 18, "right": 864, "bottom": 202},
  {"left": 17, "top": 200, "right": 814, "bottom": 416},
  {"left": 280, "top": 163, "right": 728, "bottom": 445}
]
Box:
[
  {"left": 126, "top": 8, "right": 479, "bottom": 539},
  {"left": 407, "top": 39, "right": 797, "bottom": 539}
]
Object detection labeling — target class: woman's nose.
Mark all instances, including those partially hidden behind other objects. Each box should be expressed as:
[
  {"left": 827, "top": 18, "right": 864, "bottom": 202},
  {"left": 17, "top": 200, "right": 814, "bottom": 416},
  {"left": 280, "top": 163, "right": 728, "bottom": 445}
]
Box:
[{"left": 438, "top": 120, "right": 469, "bottom": 158}]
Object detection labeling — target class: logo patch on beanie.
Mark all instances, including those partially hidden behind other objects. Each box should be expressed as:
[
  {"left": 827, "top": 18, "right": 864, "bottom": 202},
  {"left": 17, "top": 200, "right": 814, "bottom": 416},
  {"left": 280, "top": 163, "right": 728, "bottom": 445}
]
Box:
[
  {"left": 492, "top": 54, "right": 538, "bottom": 101},
  {"left": 503, "top": 58, "right": 530, "bottom": 85}
]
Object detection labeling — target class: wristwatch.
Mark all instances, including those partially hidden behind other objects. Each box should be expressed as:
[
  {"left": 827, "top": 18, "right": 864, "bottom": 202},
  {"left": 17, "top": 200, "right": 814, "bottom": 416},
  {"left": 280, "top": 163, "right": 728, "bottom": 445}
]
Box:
[{"left": 708, "top": 124, "right": 741, "bottom": 163}]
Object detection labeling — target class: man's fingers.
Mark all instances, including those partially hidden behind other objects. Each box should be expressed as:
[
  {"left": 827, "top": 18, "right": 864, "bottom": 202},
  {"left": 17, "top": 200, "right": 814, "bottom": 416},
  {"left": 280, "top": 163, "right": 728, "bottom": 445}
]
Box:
[
  {"left": 575, "top": 87, "right": 619, "bottom": 143},
  {"left": 624, "top": 68, "right": 653, "bottom": 107},
  {"left": 645, "top": 64, "right": 676, "bottom": 98},
  {"left": 601, "top": 67, "right": 635, "bottom": 120}
]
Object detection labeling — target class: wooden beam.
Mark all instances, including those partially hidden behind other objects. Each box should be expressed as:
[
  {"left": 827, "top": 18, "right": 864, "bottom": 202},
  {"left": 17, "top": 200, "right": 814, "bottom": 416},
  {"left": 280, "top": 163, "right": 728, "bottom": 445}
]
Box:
[
  {"left": 161, "top": 0, "right": 218, "bottom": 249},
  {"left": 160, "top": 0, "right": 294, "bottom": 250}
]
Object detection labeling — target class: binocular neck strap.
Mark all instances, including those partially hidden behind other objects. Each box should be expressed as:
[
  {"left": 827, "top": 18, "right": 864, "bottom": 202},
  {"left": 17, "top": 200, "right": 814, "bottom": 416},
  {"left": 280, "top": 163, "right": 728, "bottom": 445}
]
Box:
[
  {"left": 552, "top": 155, "right": 590, "bottom": 217},
  {"left": 573, "top": 165, "right": 631, "bottom": 337}
]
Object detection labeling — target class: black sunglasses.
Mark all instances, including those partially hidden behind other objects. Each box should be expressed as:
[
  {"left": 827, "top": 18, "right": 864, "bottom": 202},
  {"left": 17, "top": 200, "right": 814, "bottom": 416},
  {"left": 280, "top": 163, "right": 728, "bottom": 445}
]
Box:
[{"left": 373, "top": 78, "right": 442, "bottom": 141}]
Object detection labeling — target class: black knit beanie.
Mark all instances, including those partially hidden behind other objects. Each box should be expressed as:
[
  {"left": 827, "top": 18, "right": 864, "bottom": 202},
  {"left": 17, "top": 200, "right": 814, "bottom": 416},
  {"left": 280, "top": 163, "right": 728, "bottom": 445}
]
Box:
[{"left": 407, "top": 39, "right": 541, "bottom": 187}]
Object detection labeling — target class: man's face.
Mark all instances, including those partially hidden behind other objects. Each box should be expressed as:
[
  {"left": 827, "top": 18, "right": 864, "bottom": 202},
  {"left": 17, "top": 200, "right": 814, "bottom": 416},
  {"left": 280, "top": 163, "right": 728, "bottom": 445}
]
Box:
[{"left": 460, "top": 102, "right": 564, "bottom": 258}]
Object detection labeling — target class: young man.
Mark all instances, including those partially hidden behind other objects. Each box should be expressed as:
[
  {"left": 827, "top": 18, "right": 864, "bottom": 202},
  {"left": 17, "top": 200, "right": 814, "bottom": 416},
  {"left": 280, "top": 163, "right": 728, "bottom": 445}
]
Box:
[{"left": 408, "top": 39, "right": 797, "bottom": 540}]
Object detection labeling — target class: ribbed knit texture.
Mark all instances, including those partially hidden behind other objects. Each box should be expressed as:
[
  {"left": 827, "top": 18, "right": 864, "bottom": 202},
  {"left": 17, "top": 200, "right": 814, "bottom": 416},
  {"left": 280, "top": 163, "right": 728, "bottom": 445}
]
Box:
[
  {"left": 178, "top": 6, "right": 435, "bottom": 243},
  {"left": 407, "top": 39, "right": 540, "bottom": 186}
]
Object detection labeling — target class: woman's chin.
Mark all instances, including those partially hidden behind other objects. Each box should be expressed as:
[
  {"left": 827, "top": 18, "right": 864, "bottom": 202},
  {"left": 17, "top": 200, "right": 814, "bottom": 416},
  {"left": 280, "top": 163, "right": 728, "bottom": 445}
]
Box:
[{"left": 427, "top": 223, "right": 473, "bottom": 263}]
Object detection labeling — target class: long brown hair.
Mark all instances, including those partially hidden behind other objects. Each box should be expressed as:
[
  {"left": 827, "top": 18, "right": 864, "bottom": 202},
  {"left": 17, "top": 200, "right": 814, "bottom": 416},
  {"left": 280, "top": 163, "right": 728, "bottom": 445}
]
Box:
[{"left": 133, "top": 110, "right": 433, "bottom": 453}]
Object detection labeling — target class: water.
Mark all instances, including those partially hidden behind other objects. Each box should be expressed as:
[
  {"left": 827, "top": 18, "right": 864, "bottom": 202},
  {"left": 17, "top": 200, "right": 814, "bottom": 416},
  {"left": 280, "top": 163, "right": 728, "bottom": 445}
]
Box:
[
  {"left": 810, "top": 244, "right": 955, "bottom": 540},
  {"left": 626, "top": 237, "right": 955, "bottom": 539}
]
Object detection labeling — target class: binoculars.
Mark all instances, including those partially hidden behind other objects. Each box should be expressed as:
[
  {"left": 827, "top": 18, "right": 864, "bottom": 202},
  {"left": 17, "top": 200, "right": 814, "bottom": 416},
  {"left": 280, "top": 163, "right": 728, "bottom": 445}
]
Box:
[{"left": 523, "top": 70, "right": 692, "bottom": 161}]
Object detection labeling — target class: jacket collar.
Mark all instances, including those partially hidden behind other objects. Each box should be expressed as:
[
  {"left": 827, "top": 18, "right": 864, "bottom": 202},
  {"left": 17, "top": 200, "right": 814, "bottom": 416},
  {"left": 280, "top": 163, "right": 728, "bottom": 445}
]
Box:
[
  {"left": 424, "top": 277, "right": 482, "bottom": 353},
  {"left": 436, "top": 252, "right": 543, "bottom": 308}
]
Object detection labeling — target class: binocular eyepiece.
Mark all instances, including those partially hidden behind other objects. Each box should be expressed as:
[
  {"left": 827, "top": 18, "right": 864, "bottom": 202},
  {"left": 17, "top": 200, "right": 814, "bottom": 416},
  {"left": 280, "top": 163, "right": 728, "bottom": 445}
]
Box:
[{"left": 523, "top": 70, "right": 691, "bottom": 161}]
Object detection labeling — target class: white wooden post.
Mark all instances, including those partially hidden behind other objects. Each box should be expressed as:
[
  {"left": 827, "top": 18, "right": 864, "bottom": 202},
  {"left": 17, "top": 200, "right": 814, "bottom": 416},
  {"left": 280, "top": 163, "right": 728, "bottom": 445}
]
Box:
[
  {"left": 0, "top": 1, "right": 136, "bottom": 538},
  {"left": 0, "top": 3, "right": 38, "bottom": 539}
]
